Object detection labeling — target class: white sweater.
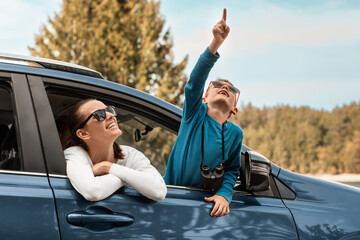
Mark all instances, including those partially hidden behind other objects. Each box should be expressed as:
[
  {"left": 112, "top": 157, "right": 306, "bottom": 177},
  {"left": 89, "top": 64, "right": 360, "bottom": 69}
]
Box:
[{"left": 65, "top": 145, "right": 167, "bottom": 201}]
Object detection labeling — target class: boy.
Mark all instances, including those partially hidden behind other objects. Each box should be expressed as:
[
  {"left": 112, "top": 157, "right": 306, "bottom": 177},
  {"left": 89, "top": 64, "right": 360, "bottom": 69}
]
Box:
[{"left": 164, "top": 9, "right": 243, "bottom": 217}]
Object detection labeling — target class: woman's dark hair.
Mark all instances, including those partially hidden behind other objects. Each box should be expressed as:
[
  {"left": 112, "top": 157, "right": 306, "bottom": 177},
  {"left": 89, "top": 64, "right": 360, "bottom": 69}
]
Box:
[{"left": 60, "top": 99, "right": 124, "bottom": 159}]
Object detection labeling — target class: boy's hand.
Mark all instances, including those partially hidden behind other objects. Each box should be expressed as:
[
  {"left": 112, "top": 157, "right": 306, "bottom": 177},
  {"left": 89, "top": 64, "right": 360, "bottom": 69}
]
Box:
[
  {"left": 204, "top": 194, "right": 230, "bottom": 217},
  {"left": 209, "top": 8, "right": 230, "bottom": 54}
]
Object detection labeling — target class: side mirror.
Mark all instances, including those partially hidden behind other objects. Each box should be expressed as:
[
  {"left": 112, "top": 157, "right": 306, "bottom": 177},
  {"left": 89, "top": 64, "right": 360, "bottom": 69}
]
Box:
[
  {"left": 240, "top": 150, "right": 271, "bottom": 192},
  {"left": 238, "top": 151, "right": 251, "bottom": 191}
]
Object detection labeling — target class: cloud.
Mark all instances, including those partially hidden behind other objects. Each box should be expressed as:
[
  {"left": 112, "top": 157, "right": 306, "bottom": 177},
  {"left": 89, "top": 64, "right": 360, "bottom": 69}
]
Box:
[
  {"left": 0, "top": 0, "right": 61, "bottom": 54},
  {"left": 232, "top": 25, "right": 360, "bottom": 50},
  {"left": 169, "top": 4, "right": 360, "bottom": 63},
  {"left": 229, "top": 6, "right": 360, "bottom": 50}
]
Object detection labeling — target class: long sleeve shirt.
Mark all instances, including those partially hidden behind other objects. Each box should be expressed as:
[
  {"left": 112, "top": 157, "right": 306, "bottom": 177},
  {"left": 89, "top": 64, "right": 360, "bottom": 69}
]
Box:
[
  {"left": 164, "top": 47, "right": 243, "bottom": 202},
  {"left": 65, "top": 145, "right": 167, "bottom": 201}
]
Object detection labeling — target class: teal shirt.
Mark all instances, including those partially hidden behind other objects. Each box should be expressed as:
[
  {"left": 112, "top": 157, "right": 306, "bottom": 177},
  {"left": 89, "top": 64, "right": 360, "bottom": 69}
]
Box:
[{"left": 164, "top": 48, "right": 243, "bottom": 202}]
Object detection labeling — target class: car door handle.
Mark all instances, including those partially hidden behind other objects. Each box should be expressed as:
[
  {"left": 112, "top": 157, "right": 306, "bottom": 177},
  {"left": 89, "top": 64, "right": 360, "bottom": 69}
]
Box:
[{"left": 67, "top": 211, "right": 135, "bottom": 228}]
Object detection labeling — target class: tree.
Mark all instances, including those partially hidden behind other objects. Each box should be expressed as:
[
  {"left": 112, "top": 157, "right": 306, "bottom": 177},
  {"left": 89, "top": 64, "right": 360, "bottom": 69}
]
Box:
[
  {"left": 29, "top": 0, "right": 188, "bottom": 106},
  {"left": 234, "top": 102, "right": 360, "bottom": 174}
]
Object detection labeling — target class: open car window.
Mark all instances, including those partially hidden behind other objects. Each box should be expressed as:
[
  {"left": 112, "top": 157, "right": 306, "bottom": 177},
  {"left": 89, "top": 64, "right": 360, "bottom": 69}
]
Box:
[{"left": 46, "top": 91, "right": 176, "bottom": 176}]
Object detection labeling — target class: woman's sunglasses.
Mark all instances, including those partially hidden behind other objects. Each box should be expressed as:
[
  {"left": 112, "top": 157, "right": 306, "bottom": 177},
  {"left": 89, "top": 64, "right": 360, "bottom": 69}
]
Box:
[{"left": 77, "top": 106, "right": 117, "bottom": 130}]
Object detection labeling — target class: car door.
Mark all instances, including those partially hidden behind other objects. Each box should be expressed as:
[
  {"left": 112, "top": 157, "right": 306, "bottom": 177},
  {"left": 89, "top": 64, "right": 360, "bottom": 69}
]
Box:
[
  {"left": 29, "top": 74, "right": 298, "bottom": 239},
  {"left": 0, "top": 72, "right": 59, "bottom": 239}
]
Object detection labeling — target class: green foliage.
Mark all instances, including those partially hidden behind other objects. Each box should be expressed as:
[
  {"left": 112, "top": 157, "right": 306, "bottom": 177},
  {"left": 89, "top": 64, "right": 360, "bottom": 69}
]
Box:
[
  {"left": 233, "top": 102, "right": 360, "bottom": 174},
  {"left": 29, "top": 0, "right": 188, "bottom": 106}
]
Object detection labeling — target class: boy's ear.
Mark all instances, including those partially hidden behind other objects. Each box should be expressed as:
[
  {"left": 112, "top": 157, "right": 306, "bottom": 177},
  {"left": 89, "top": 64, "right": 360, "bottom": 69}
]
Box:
[
  {"left": 76, "top": 129, "right": 90, "bottom": 141},
  {"left": 229, "top": 107, "right": 238, "bottom": 118}
]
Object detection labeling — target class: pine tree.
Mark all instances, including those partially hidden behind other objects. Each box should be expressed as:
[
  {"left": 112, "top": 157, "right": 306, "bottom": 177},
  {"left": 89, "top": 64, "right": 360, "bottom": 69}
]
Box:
[{"left": 29, "top": 0, "right": 188, "bottom": 106}]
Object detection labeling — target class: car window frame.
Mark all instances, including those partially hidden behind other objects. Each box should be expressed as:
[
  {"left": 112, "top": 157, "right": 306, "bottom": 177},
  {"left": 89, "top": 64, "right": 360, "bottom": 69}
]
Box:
[
  {"left": 0, "top": 72, "right": 47, "bottom": 175},
  {"left": 34, "top": 76, "right": 180, "bottom": 176}
]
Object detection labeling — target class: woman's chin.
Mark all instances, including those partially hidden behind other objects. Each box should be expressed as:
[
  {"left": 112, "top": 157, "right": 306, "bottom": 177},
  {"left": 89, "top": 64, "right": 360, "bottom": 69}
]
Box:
[
  {"left": 101, "top": 128, "right": 122, "bottom": 142},
  {"left": 112, "top": 129, "right": 123, "bottom": 138}
]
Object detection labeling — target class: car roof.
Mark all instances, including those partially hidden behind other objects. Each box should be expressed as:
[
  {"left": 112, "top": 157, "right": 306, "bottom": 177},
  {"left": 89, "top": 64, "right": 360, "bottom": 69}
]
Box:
[
  {"left": 0, "top": 53, "right": 182, "bottom": 118},
  {"left": 0, "top": 53, "right": 103, "bottom": 78}
]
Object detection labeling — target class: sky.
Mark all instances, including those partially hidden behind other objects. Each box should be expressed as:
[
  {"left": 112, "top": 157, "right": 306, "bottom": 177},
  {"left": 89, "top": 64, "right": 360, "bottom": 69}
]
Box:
[{"left": 0, "top": 0, "right": 359, "bottom": 111}]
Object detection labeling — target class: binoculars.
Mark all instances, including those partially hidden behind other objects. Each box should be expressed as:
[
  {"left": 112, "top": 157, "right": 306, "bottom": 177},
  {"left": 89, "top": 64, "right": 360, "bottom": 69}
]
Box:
[{"left": 200, "top": 163, "right": 224, "bottom": 193}]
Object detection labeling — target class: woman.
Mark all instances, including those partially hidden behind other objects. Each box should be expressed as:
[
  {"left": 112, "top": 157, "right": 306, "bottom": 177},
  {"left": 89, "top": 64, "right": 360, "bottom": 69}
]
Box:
[{"left": 62, "top": 99, "right": 167, "bottom": 201}]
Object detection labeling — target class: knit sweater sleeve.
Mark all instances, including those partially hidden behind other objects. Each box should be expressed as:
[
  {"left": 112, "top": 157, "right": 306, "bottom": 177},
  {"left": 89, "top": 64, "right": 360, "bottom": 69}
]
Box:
[
  {"left": 109, "top": 146, "right": 167, "bottom": 201},
  {"left": 65, "top": 146, "right": 124, "bottom": 201},
  {"left": 183, "top": 47, "right": 219, "bottom": 121}
]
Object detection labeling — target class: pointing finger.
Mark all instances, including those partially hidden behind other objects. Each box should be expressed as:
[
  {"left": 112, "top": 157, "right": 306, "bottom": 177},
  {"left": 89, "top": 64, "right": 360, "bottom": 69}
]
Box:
[{"left": 222, "top": 8, "right": 227, "bottom": 22}]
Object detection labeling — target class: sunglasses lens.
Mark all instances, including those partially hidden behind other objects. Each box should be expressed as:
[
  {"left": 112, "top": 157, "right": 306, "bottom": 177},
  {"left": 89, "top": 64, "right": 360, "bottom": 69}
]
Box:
[
  {"left": 106, "top": 106, "right": 117, "bottom": 117},
  {"left": 213, "top": 81, "right": 239, "bottom": 94},
  {"left": 229, "top": 86, "right": 239, "bottom": 94},
  {"left": 212, "top": 81, "right": 223, "bottom": 88},
  {"left": 92, "top": 106, "right": 116, "bottom": 122},
  {"left": 93, "top": 109, "right": 106, "bottom": 121}
]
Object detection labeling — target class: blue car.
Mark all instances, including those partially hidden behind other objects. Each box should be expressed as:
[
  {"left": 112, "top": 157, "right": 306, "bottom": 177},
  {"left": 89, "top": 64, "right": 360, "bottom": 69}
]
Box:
[{"left": 0, "top": 53, "right": 359, "bottom": 239}]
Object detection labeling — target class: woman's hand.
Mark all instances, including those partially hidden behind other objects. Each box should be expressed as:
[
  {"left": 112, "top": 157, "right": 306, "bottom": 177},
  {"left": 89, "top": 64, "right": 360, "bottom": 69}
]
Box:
[
  {"left": 204, "top": 194, "right": 230, "bottom": 217},
  {"left": 209, "top": 8, "right": 230, "bottom": 54},
  {"left": 92, "top": 161, "right": 113, "bottom": 176}
]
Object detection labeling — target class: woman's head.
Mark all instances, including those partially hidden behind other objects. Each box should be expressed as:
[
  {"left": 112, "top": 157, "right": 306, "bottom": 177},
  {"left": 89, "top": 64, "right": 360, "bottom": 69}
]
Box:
[{"left": 62, "top": 99, "right": 124, "bottom": 159}]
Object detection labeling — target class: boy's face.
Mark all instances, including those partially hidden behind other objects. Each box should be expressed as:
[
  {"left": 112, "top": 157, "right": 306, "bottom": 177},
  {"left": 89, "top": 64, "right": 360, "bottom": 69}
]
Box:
[{"left": 203, "top": 80, "right": 239, "bottom": 117}]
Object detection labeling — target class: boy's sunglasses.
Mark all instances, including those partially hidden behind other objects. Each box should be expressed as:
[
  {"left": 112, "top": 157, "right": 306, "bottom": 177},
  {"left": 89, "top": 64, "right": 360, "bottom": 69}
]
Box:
[
  {"left": 77, "top": 106, "right": 117, "bottom": 130},
  {"left": 211, "top": 81, "right": 240, "bottom": 95},
  {"left": 207, "top": 81, "right": 240, "bottom": 106}
]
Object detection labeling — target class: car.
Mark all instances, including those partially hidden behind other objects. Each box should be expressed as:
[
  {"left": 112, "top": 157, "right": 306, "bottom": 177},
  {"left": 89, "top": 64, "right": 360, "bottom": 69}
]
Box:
[{"left": 0, "top": 53, "right": 359, "bottom": 240}]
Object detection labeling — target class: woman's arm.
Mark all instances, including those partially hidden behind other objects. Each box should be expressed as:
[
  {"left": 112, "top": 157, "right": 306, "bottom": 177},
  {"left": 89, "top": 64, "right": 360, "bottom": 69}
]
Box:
[
  {"left": 109, "top": 147, "right": 167, "bottom": 201},
  {"left": 65, "top": 147, "right": 124, "bottom": 201}
]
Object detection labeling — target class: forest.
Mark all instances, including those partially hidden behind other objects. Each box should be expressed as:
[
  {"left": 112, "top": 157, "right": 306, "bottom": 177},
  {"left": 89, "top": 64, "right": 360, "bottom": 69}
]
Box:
[{"left": 233, "top": 102, "right": 360, "bottom": 174}]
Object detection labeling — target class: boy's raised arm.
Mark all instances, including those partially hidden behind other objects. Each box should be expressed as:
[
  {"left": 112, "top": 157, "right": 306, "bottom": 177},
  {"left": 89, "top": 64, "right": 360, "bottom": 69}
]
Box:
[{"left": 209, "top": 8, "right": 230, "bottom": 54}]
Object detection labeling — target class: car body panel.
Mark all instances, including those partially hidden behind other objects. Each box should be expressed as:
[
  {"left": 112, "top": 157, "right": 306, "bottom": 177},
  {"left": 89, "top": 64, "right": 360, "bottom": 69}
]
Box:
[
  {"left": 278, "top": 168, "right": 360, "bottom": 239},
  {"left": 49, "top": 176, "right": 297, "bottom": 239},
  {"left": 271, "top": 163, "right": 281, "bottom": 177},
  {"left": 0, "top": 173, "right": 60, "bottom": 239}
]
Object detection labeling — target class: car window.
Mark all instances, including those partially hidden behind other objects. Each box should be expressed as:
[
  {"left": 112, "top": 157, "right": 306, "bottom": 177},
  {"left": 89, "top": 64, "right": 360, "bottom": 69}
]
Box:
[
  {"left": 46, "top": 91, "right": 176, "bottom": 176},
  {"left": 116, "top": 114, "right": 177, "bottom": 175},
  {"left": 0, "top": 83, "right": 21, "bottom": 171}
]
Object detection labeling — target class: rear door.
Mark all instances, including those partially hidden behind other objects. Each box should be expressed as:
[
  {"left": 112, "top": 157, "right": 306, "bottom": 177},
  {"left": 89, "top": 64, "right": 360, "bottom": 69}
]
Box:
[
  {"left": 29, "top": 74, "right": 298, "bottom": 239},
  {"left": 0, "top": 72, "right": 59, "bottom": 239}
]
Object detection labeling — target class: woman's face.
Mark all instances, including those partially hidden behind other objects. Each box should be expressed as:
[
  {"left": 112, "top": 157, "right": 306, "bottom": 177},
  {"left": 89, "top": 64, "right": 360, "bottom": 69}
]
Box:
[{"left": 77, "top": 100, "right": 122, "bottom": 143}]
